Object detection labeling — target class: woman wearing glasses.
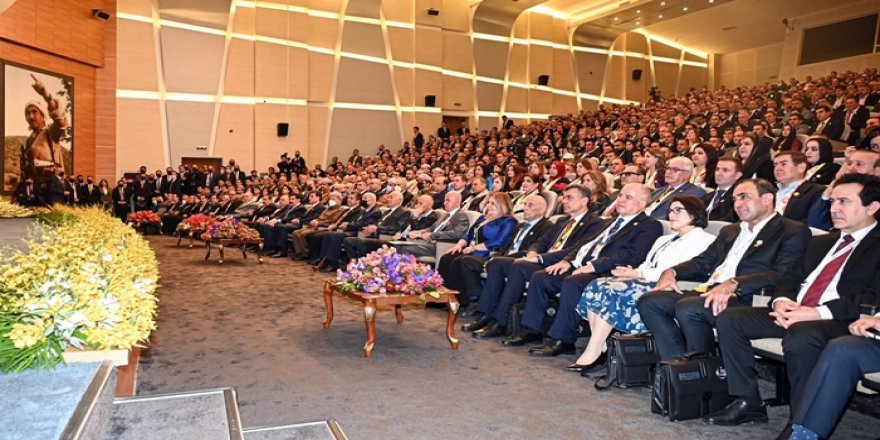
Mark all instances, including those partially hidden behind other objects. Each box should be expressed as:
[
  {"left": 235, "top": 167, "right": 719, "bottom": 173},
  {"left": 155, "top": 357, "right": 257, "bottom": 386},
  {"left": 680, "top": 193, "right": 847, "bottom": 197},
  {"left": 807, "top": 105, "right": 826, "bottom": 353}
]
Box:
[{"left": 567, "top": 196, "right": 716, "bottom": 375}]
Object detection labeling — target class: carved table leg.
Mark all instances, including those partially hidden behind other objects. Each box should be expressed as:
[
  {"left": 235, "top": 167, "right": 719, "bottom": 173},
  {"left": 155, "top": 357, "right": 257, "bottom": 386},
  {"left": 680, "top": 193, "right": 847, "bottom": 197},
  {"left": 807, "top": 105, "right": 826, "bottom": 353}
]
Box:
[
  {"left": 394, "top": 304, "right": 404, "bottom": 324},
  {"left": 322, "top": 282, "right": 334, "bottom": 329},
  {"left": 188, "top": 232, "right": 195, "bottom": 248},
  {"left": 204, "top": 241, "right": 211, "bottom": 260},
  {"left": 218, "top": 244, "right": 225, "bottom": 264},
  {"left": 240, "top": 241, "right": 248, "bottom": 259},
  {"left": 446, "top": 296, "right": 460, "bottom": 350},
  {"left": 177, "top": 234, "right": 182, "bottom": 246},
  {"left": 363, "top": 299, "right": 377, "bottom": 358}
]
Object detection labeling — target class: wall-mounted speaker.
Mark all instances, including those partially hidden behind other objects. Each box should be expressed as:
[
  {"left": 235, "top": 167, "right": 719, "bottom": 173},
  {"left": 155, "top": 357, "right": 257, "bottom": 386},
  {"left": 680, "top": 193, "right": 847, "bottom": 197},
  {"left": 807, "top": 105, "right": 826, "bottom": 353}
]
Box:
[
  {"left": 537, "top": 74, "right": 550, "bottom": 86},
  {"left": 424, "top": 95, "right": 436, "bottom": 107},
  {"left": 632, "top": 69, "right": 643, "bottom": 81},
  {"left": 277, "top": 122, "right": 289, "bottom": 137}
]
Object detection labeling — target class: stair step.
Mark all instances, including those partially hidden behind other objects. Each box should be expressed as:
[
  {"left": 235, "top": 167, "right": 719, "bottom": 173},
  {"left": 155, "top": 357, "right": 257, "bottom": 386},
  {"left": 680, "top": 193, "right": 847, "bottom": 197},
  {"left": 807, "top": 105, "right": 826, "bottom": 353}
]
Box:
[
  {"left": 107, "top": 388, "right": 243, "bottom": 440},
  {"left": 243, "top": 421, "right": 348, "bottom": 440},
  {"left": 0, "top": 360, "right": 116, "bottom": 440}
]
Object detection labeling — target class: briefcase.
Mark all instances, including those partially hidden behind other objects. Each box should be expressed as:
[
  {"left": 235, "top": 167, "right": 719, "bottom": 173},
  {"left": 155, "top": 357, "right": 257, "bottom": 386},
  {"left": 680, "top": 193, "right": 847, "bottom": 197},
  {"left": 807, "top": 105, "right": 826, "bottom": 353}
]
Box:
[
  {"left": 595, "top": 333, "right": 660, "bottom": 390},
  {"left": 651, "top": 352, "right": 734, "bottom": 421}
]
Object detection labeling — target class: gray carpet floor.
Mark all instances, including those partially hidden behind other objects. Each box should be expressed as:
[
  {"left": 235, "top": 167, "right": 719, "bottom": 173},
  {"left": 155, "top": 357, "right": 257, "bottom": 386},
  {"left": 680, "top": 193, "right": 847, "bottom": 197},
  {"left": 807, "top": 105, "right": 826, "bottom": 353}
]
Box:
[{"left": 137, "top": 236, "right": 880, "bottom": 439}]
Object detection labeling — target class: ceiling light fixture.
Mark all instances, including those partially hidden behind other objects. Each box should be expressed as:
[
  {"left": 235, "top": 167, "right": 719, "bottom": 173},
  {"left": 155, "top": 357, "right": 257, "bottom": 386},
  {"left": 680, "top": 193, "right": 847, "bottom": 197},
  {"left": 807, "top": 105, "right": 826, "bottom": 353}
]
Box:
[
  {"left": 660, "top": 1, "right": 666, "bottom": 6},
  {"left": 658, "top": 15, "right": 663, "bottom": 18},
  {"left": 682, "top": 7, "right": 688, "bottom": 11}
]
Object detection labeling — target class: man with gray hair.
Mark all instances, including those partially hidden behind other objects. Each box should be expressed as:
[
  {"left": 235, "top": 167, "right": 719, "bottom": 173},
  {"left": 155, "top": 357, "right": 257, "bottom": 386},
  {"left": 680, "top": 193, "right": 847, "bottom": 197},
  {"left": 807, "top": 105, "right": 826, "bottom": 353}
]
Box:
[
  {"left": 394, "top": 191, "right": 469, "bottom": 258},
  {"left": 645, "top": 156, "right": 706, "bottom": 219}
]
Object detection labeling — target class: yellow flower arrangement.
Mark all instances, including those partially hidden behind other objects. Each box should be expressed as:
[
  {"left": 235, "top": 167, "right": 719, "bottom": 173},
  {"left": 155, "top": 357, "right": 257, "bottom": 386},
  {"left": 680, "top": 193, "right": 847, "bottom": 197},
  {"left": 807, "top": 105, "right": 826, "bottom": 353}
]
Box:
[
  {"left": 0, "top": 200, "right": 45, "bottom": 218},
  {"left": 0, "top": 206, "right": 159, "bottom": 372}
]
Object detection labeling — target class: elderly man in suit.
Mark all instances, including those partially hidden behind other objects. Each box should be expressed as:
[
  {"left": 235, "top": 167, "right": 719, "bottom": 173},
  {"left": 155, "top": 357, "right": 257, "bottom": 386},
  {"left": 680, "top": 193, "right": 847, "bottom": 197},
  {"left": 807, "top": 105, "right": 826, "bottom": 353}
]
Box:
[
  {"left": 343, "top": 194, "right": 438, "bottom": 260},
  {"left": 638, "top": 178, "right": 811, "bottom": 361},
  {"left": 393, "top": 191, "right": 469, "bottom": 258},
  {"left": 522, "top": 183, "right": 664, "bottom": 356},
  {"left": 645, "top": 156, "right": 706, "bottom": 219},
  {"left": 772, "top": 151, "right": 824, "bottom": 224},
  {"left": 313, "top": 192, "right": 381, "bottom": 272},
  {"left": 342, "top": 191, "right": 411, "bottom": 262},
  {"left": 466, "top": 185, "right": 604, "bottom": 339},
  {"left": 704, "top": 157, "right": 742, "bottom": 223},
  {"left": 706, "top": 173, "right": 880, "bottom": 427}
]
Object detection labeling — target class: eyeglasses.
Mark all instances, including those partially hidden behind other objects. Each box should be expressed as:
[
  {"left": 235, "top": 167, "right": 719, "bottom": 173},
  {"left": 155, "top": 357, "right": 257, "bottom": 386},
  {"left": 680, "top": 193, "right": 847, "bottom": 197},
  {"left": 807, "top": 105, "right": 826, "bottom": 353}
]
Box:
[
  {"left": 668, "top": 207, "right": 687, "bottom": 215},
  {"left": 666, "top": 167, "right": 689, "bottom": 174},
  {"left": 620, "top": 172, "right": 644, "bottom": 177}
]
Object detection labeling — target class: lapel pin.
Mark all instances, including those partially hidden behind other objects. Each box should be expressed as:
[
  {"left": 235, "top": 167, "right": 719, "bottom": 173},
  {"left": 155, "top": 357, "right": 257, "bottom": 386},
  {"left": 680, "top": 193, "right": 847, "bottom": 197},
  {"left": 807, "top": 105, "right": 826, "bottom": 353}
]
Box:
[
  {"left": 793, "top": 192, "right": 800, "bottom": 197},
  {"left": 753, "top": 240, "right": 764, "bottom": 248}
]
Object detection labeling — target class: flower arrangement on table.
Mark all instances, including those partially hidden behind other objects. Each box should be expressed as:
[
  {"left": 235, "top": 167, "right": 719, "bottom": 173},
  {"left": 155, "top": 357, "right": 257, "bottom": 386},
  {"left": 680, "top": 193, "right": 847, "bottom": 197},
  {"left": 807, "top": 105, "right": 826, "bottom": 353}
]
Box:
[
  {"left": 175, "top": 214, "right": 216, "bottom": 235},
  {"left": 0, "top": 206, "right": 159, "bottom": 372},
  {"left": 128, "top": 210, "right": 161, "bottom": 225},
  {"left": 336, "top": 246, "right": 444, "bottom": 300},
  {"left": 0, "top": 200, "right": 40, "bottom": 219},
  {"left": 200, "top": 218, "right": 260, "bottom": 241}
]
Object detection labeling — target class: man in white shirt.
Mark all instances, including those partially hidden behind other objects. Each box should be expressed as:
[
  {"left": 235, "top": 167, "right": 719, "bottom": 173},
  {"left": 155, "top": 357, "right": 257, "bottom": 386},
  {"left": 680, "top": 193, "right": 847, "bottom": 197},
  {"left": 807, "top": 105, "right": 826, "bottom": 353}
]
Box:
[
  {"left": 639, "top": 179, "right": 811, "bottom": 361},
  {"left": 706, "top": 173, "right": 880, "bottom": 427}
]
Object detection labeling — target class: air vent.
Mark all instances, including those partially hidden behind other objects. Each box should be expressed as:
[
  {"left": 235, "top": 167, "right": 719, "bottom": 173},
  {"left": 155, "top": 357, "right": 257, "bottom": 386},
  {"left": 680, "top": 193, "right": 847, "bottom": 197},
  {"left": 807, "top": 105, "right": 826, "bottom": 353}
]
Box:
[{"left": 722, "top": 26, "right": 737, "bottom": 31}]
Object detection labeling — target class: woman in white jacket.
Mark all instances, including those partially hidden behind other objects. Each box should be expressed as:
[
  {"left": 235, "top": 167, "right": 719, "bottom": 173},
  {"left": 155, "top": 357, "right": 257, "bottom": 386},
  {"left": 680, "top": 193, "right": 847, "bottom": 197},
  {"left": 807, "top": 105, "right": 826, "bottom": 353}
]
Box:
[{"left": 568, "top": 195, "right": 716, "bottom": 374}]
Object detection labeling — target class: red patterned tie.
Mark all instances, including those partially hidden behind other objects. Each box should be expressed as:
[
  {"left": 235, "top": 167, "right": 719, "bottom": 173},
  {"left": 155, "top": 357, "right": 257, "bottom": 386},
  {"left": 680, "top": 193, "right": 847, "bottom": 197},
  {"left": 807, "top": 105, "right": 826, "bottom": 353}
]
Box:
[{"left": 800, "top": 235, "right": 854, "bottom": 307}]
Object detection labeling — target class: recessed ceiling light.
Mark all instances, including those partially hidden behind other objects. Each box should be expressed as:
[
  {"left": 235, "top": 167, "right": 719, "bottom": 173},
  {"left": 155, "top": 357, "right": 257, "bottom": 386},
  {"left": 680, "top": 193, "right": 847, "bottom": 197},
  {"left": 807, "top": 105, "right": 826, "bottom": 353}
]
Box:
[
  {"left": 683, "top": 7, "right": 688, "bottom": 11},
  {"left": 658, "top": 14, "right": 663, "bottom": 18},
  {"left": 660, "top": 1, "right": 666, "bottom": 6},
  {"left": 636, "top": 9, "right": 641, "bottom": 13},
  {"left": 614, "top": 17, "right": 619, "bottom": 20}
]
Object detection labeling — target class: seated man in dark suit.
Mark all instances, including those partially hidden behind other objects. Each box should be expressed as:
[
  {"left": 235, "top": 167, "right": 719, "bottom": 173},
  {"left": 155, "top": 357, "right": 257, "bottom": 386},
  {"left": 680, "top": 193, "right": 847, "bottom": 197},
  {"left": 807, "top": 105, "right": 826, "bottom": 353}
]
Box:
[
  {"left": 313, "top": 192, "right": 381, "bottom": 272},
  {"left": 430, "top": 176, "right": 448, "bottom": 210},
  {"left": 773, "top": 151, "right": 824, "bottom": 224},
  {"left": 466, "top": 185, "right": 603, "bottom": 339},
  {"left": 781, "top": 316, "right": 880, "bottom": 440},
  {"left": 638, "top": 178, "right": 811, "bottom": 361},
  {"left": 305, "top": 193, "right": 362, "bottom": 263},
  {"left": 342, "top": 191, "right": 411, "bottom": 262},
  {"left": 455, "top": 194, "right": 552, "bottom": 320},
  {"left": 645, "top": 157, "right": 706, "bottom": 219},
  {"left": 522, "top": 183, "right": 663, "bottom": 356},
  {"left": 393, "top": 191, "right": 470, "bottom": 258},
  {"left": 14, "top": 178, "right": 41, "bottom": 206},
  {"left": 706, "top": 173, "right": 880, "bottom": 427},
  {"left": 267, "top": 192, "right": 325, "bottom": 257},
  {"left": 703, "top": 157, "right": 742, "bottom": 223},
  {"left": 344, "top": 194, "right": 437, "bottom": 259}
]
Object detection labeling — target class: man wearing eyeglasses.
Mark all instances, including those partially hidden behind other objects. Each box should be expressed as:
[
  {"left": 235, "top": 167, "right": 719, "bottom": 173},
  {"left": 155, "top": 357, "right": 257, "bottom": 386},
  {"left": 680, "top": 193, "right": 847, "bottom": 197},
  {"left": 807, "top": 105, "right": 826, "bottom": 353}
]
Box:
[{"left": 645, "top": 157, "right": 707, "bottom": 219}]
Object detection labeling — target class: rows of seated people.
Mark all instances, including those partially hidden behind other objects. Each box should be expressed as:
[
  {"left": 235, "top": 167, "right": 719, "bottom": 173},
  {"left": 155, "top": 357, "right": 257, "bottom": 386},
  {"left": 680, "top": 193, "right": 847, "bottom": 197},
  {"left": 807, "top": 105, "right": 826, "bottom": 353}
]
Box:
[{"left": 15, "top": 68, "right": 880, "bottom": 440}]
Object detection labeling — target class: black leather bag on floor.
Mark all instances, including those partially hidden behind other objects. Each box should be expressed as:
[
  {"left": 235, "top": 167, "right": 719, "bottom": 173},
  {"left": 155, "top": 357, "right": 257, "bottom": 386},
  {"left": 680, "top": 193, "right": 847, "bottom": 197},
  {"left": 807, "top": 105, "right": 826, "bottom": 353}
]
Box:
[
  {"left": 595, "top": 333, "right": 660, "bottom": 390},
  {"left": 651, "top": 352, "right": 735, "bottom": 421}
]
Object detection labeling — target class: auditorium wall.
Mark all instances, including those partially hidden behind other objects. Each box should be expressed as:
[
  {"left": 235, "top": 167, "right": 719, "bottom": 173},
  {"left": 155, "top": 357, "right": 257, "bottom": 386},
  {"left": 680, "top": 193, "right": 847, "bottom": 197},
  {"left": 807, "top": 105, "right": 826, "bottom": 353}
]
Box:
[
  {"left": 115, "top": 0, "right": 710, "bottom": 174},
  {"left": 0, "top": 0, "right": 116, "bottom": 184}
]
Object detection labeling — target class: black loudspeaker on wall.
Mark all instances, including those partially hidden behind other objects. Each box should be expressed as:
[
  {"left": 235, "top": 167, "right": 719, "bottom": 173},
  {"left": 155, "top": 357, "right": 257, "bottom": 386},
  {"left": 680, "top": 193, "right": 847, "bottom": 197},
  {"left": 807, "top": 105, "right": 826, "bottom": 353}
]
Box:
[
  {"left": 538, "top": 74, "right": 550, "bottom": 86},
  {"left": 277, "top": 123, "right": 289, "bottom": 137},
  {"left": 424, "top": 95, "right": 436, "bottom": 107},
  {"left": 632, "top": 69, "right": 643, "bottom": 81}
]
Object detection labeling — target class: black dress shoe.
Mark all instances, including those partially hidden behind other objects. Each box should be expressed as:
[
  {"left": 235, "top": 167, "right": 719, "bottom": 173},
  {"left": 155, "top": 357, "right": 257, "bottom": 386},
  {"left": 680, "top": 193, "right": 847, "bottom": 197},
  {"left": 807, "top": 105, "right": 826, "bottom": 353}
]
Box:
[
  {"left": 502, "top": 331, "right": 543, "bottom": 346},
  {"left": 461, "top": 316, "right": 491, "bottom": 332},
  {"left": 270, "top": 252, "right": 288, "bottom": 258},
  {"left": 473, "top": 321, "right": 506, "bottom": 339},
  {"left": 704, "top": 398, "right": 768, "bottom": 426},
  {"left": 459, "top": 308, "right": 481, "bottom": 319},
  {"left": 312, "top": 258, "right": 327, "bottom": 271},
  {"left": 579, "top": 352, "right": 608, "bottom": 377},
  {"left": 565, "top": 363, "right": 587, "bottom": 373},
  {"left": 528, "top": 339, "right": 576, "bottom": 356}
]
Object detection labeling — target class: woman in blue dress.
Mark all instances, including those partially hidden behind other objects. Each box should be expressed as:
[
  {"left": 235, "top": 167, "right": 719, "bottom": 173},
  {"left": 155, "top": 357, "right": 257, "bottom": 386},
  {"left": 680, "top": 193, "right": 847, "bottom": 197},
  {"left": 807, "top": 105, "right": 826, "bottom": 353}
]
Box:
[
  {"left": 569, "top": 195, "right": 717, "bottom": 374},
  {"left": 438, "top": 192, "right": 517, "bottom": 306}
]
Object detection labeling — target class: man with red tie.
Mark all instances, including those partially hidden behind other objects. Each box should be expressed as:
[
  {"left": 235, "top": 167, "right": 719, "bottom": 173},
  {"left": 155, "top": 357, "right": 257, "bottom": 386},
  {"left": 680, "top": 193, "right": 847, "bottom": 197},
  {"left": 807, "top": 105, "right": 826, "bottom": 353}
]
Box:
[{"left": 706, "top": 173, "right": 880, "bottom": 426}]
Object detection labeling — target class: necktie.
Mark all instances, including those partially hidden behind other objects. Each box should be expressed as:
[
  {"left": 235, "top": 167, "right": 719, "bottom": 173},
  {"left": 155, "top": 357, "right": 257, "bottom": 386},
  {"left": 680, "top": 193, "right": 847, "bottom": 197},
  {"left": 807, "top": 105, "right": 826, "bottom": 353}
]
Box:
[
  {"left": 709, "top": 190, "right": 726, "bottom": 213},
  {"left": 550, "top": 219, "right": 576, "bottom": 250},
  {"left": 432, "top": 212, "right": 452, "bottom": 232},
  {"left": 583, "top": 217, "right": 625, "bottom": 264},
  {"left": 800, "top": 235, "right": 855, "bottom": 307},
  {"left": 509, "top": 222, "right": 532, "bottom": 254},
  {"left": 380, "top": 207, "right": 395, "bottom": 223}
]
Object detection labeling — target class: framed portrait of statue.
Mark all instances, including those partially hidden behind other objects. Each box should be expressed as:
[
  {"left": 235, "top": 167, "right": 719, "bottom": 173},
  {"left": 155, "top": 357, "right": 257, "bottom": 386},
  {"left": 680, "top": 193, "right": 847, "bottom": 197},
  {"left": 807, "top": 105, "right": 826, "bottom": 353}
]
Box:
[{"left": 2, "top": 61, "right": 74, "bottom": 194}]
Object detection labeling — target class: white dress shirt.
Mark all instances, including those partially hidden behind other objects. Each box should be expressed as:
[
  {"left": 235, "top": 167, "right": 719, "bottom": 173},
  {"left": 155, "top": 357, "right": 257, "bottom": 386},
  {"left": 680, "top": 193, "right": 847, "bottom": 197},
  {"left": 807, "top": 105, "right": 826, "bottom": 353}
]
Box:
[{"left": 708, "top": 213, "right": 777, "bottom": 284}]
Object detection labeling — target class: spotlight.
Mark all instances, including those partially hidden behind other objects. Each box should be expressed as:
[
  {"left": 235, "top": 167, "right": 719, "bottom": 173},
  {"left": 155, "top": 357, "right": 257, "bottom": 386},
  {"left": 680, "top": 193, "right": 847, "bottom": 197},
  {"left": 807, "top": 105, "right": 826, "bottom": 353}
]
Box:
[{"left": 92, "top": 9, "right": 111, "bottom": 20}]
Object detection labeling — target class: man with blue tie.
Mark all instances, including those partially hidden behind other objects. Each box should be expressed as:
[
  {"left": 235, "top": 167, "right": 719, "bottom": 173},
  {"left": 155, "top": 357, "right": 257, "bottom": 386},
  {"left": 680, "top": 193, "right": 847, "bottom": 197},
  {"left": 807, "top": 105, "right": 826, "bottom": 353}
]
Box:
[
  {"left": 705, "top": 173, "right": 880, "bottom": 427},
  {"left": 645, "top": 157, "right": 706, "bottom": 220},
  {"left": 522, "top": 183, "right": 663, "bottom": 356}
]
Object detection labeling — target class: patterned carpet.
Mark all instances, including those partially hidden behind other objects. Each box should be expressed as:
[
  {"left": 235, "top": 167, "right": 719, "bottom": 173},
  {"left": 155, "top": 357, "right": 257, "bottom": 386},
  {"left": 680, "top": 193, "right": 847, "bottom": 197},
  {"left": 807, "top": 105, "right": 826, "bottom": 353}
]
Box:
[{"left": 137, "top": 235, "right": 880, "bottom": 439}]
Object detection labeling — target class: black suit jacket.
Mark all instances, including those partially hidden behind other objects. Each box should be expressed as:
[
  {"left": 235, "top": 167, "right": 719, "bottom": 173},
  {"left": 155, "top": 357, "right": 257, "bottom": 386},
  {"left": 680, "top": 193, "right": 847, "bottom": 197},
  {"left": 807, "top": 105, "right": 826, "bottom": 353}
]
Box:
[
  {"left": 536, "top": 213, "right": 605, "bottom": 257},
  {"left": 501, "top": 217, "right": 553, "bottom": 256},
  {"left": 298, "top": 204, "right": 326, "bottom": 225},
  {"left": 46, "top": 175, "right": 67, "bottom": 204},
  {"left": 14, "top": 182, "right": 40, "bottom": 206},
  {"left": 545, "top": 213, "right": 663, "bottom": 274},
  {"left": 279, "top": 204, "right": 307, "bottom": 223},
  {"left": 345, "top": 206, "right": 382, "bottom": 233},
  {"left": 782, "top": 181, "right": 824, "bottom": 223},
  {"left": 772, "top": 225, "right": 880, "bottom": 320},
  {"left": 672, "top": 215, "right": 811, "bottom": 299},
  {"left": 703, "top": 188, "right": 737, "bottom": 223},
  {"left": 845, "top": 106, "right": 870, "bottom": 144},
  {"left": 814, "top": 118, "right": 844, "bottom": 141},
  {"left": 376, "top": 206, "right": 412, "bottom": 236}
]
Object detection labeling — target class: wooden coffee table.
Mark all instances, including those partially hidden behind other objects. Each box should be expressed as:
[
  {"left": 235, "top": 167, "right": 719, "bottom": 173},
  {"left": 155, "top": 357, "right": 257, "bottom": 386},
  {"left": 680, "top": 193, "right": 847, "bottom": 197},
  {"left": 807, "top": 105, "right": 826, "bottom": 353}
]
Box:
[
  {"left": 322, "top": 279, "right": 460, "bottom": 358},
  {"left": 204, "top": 238, "right": 264, "bottom": 264}
]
